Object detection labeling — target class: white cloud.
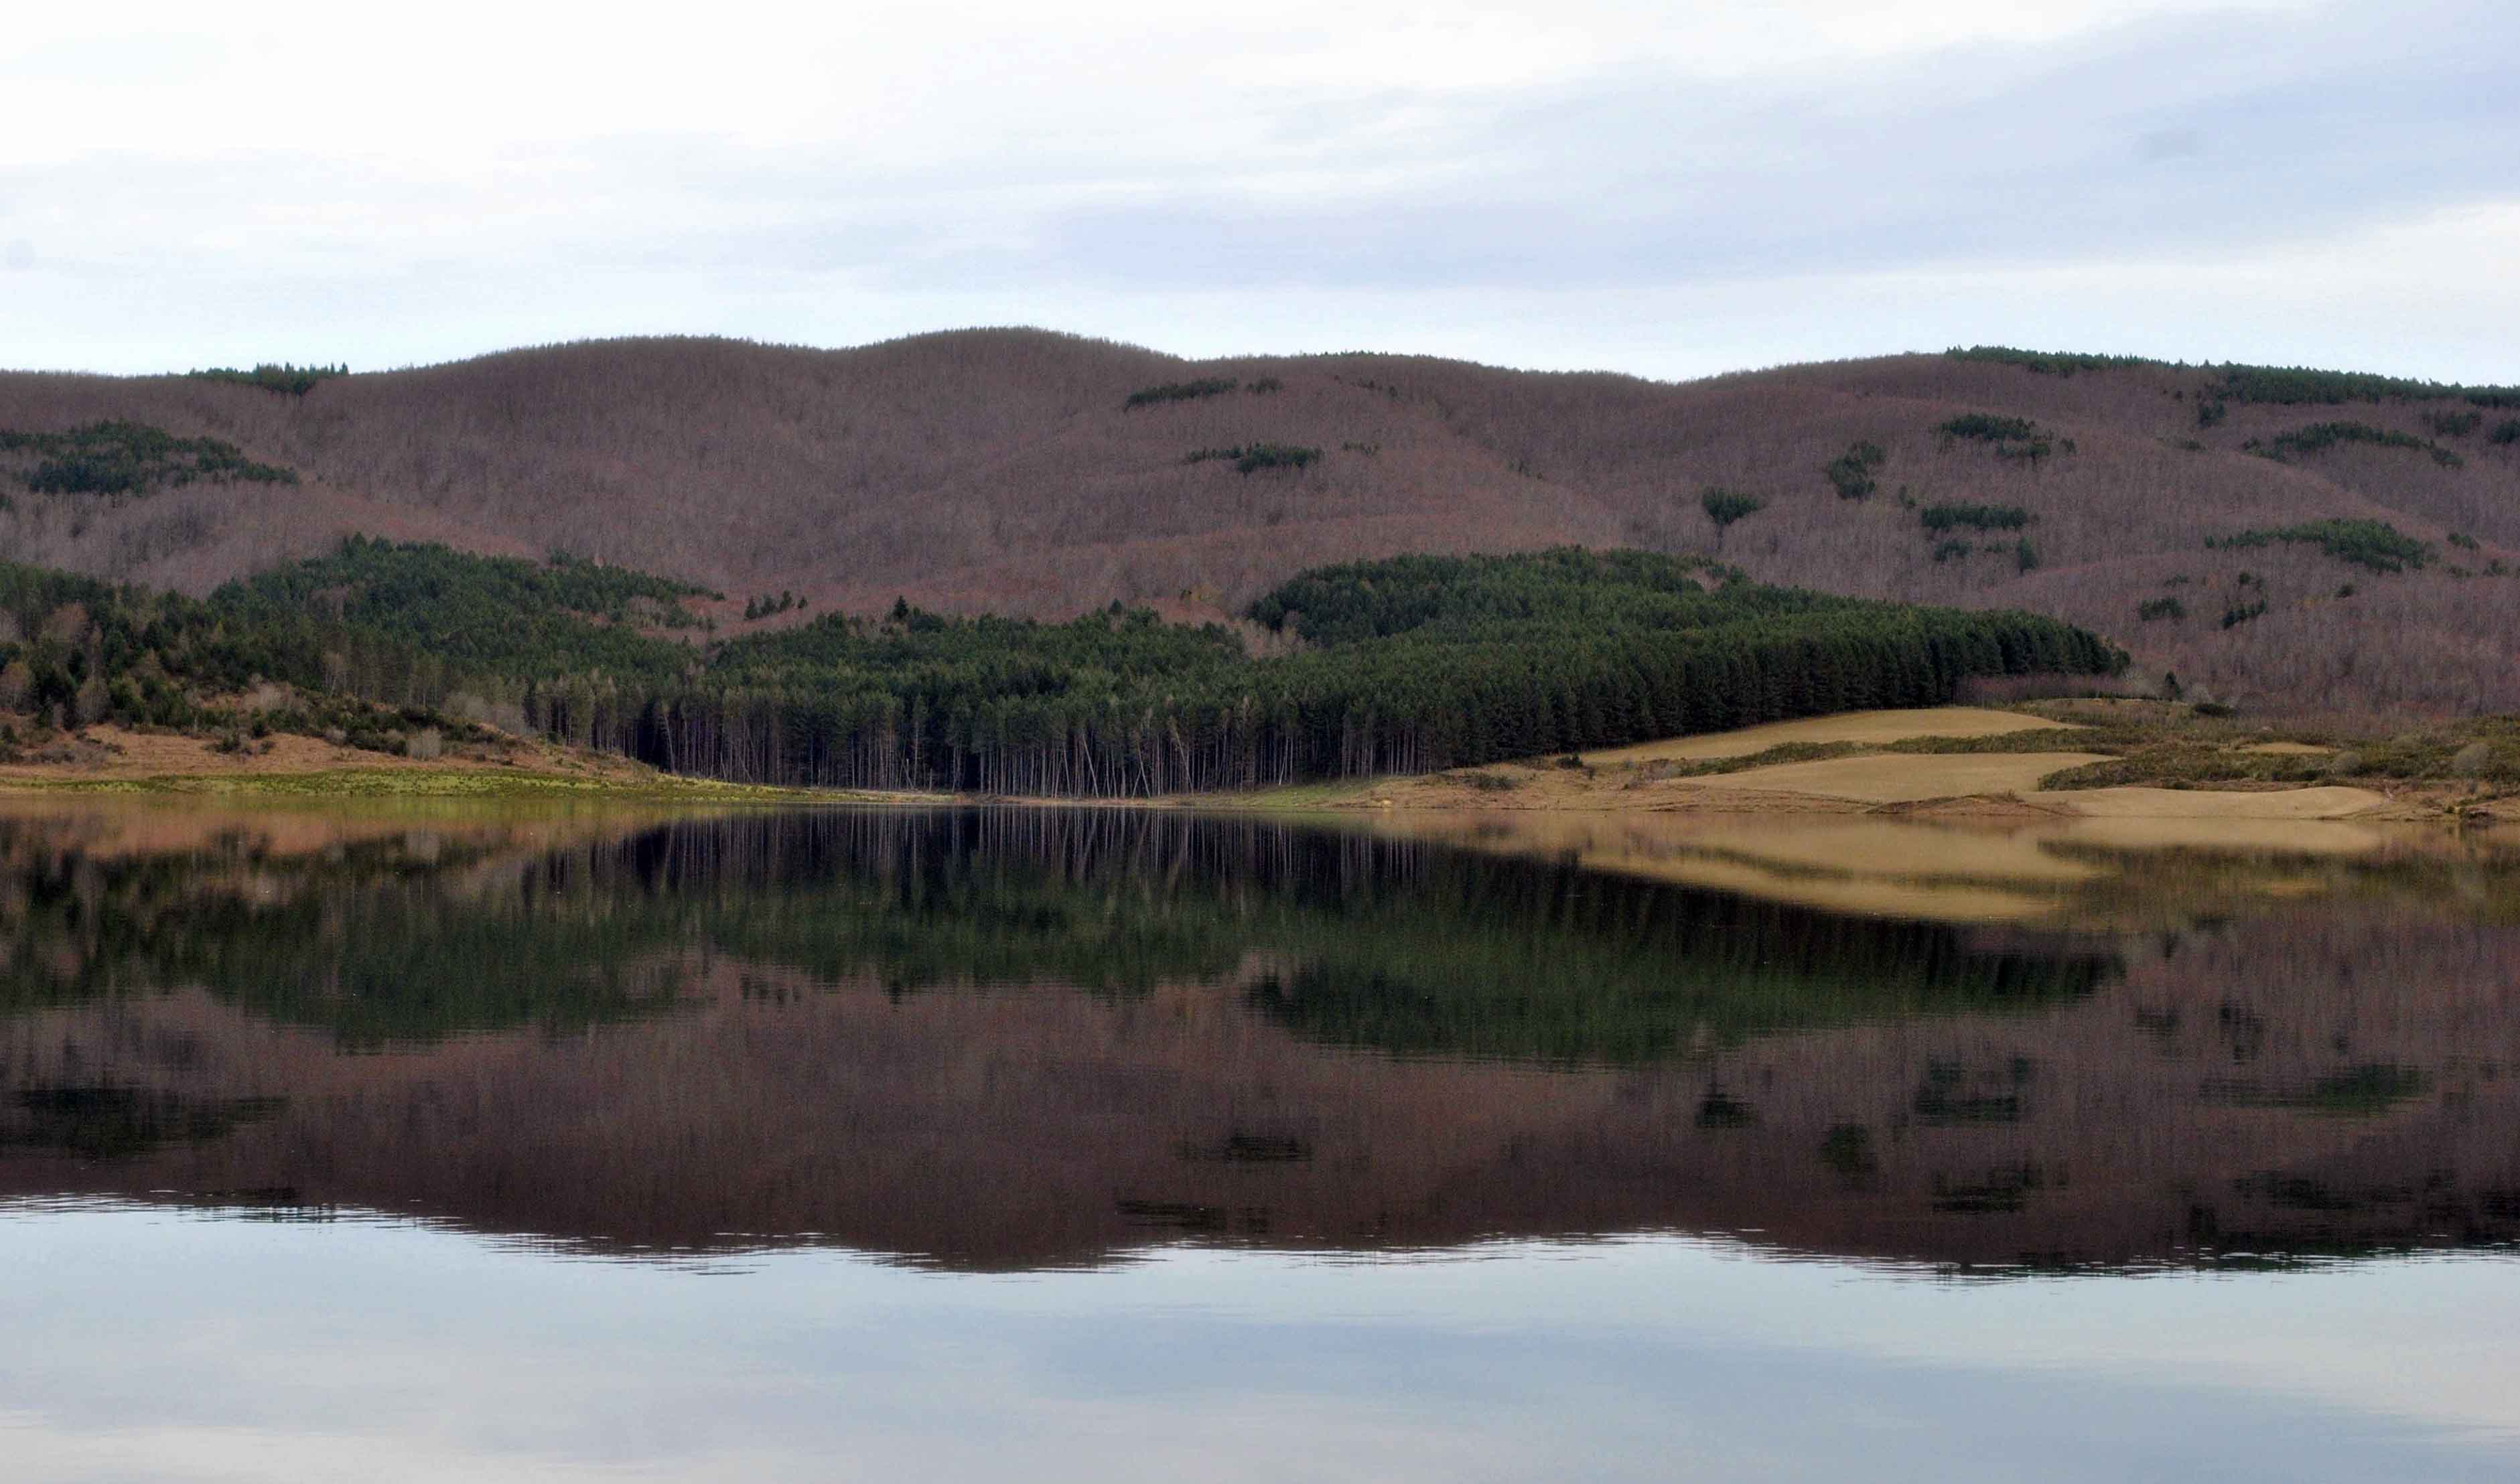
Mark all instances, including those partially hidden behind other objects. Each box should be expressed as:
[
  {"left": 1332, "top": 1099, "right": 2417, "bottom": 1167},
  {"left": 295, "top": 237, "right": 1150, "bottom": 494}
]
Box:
[{"left": 0, "top": 0, "right": 2508, "bottom": 378}]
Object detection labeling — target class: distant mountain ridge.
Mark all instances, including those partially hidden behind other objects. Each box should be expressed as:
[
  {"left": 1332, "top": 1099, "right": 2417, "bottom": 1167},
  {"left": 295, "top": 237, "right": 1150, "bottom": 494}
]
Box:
[{"left": 3, "top": 330, "right": 2515, "bottom": 716}]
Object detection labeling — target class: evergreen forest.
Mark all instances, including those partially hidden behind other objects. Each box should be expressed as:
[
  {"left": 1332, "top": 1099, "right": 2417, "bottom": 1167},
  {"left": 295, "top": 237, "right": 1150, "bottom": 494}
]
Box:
[{"left": 0, "top": 541, "right": 2123, "bottom": 796}]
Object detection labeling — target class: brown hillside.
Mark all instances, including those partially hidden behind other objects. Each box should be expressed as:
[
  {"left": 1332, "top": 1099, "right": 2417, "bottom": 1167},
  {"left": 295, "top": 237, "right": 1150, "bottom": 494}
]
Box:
[{"left": 3, "top": 331, "right": 2516, "bottom": 715}]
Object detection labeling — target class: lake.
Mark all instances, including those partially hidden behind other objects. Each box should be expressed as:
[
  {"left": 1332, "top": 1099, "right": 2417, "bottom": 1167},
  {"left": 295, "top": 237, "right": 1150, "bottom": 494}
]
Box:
[{"left": 2, "top": 800, "right": 2516, "bottom": 1481}]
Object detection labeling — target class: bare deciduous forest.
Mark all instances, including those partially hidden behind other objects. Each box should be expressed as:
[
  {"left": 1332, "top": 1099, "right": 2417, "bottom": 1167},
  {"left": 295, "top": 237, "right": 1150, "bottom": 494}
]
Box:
[{"left": 3, "top": 330, "right": 2515, "bottom": 717}]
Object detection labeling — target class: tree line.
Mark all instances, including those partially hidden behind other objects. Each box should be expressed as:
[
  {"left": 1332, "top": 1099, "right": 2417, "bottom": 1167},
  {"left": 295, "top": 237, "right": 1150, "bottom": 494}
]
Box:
[
  {"left": 1, "top": 542, "right": 2124, "bottom": 795},
  {"left": 185, "top": 363, "right": 350, "bottom": 396},
  {"left": 1948, "top": 346, "right": 2520, "bottom": 408}
]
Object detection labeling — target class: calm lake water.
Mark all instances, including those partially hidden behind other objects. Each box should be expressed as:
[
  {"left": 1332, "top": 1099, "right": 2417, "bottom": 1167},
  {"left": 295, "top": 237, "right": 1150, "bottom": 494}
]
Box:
[{"left": 3, "top": 800, "right": 2517, "bottom": 1481}]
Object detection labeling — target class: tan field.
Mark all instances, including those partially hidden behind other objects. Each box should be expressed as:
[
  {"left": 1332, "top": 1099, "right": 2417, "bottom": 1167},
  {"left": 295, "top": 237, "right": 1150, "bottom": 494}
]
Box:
[
  {"left": 2046, "top": 784, "right": 2394, "bottom": 819},
  {"left": 1, "top": 725, "right": 496, "bottom": 782},
  {"left": 1342, "top": 707, "right": 2464, "bottom": 824},
  {"left": 1681, "top": 749, "right": 2115, "bottom": 804},
  {"left": 0, "top": 723, "right": 873, "bottom": 803},
  {"left": 1582, "top": 707, "right": 2066, "bottom": 765}
]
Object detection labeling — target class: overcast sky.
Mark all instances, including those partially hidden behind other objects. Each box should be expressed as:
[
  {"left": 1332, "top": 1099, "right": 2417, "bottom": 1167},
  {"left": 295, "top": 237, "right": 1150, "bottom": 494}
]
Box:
[{"left": 3, "top": 0, "right": 2514, "bottom": 381}]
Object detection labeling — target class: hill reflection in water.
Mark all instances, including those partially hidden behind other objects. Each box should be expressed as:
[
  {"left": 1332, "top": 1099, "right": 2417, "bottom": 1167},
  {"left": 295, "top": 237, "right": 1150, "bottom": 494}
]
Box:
[{"left": 0, "top": 803, "right": 2513, "bottom": 1272}]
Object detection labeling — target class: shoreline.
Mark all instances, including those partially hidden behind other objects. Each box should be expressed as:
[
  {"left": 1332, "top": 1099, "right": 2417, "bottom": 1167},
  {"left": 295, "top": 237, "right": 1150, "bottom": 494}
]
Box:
[{"left": 2, "top": 707, "right": 2511, "bottom": 826}]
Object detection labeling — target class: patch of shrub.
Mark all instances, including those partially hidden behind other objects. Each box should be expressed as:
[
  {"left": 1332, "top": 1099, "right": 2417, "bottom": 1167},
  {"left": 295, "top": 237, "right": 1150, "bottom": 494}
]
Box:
[
  {"left": 1188, "top": 443, "right": 1325, "bottom": 473},
  {"left": 2138, "top": 597, "right": 2185, "bottom": 621},
  {"left": 1701, "top": 488, "right": 1764, "bottom": 528},
  {"left": 1247, "top": 377, "right": 1283, "bottom": 394},
  {"left": 2220, "top": 599, "right": 2267, "bottom": 629},
  {"left": 1919, "top": 502, "right": 2030, "bottom": 533},
  {"left": 2448, "top": 532, "right": 2480, "bottom": 552},
  {"left": 1937, "top": 413, "right": 2056, "bottom": 463},
  {"left": 2243, "top": 421, "right": 2462, "bottom": 467},
  {"left": 2015, "top": 539, "right": 2039, "bottom": 574},
  {"left": 1938, "top": 414, "right": 2039, "bottom": 444},
  {"left": 2206, "top": 519, "right": 2432, "bottom": 575},
  {"left": 1232, "top": 443, "right": 1320, "bottom": 474},
  {"left": 2192, "top": 701, "right": 2236, "bottom": 718},
  {"left": 2196, "top": 400, "right": 2227, "bottom": 429},
  {"left": 1125, "top": 378, "right": 1238, "bottom": 410},
  {"left": 2426, "top": 410, "right": 2484, "bottom": 437},
  {"left": 1824, "top": 441, "right": 1886, "bottom": 500},
  {"left": 0, "top": 421, "right": 299, "bottom": 498},
  {"left": 1460, "top": 771, "right": 1520, "bottom": 792},
  {"left": 2493, "top": 420, "right": 2520, "bottom": 445},
  {"left": 1931, "top": 540, "right": 1973, "bottom": 563}
]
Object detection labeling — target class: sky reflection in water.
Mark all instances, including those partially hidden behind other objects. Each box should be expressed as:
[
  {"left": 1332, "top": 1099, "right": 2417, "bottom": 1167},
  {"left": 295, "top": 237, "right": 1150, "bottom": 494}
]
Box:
[
  {"left": 5, "top": 1210, "right": 2519, "bottom": 1483},
  {"left": 1, "top": 802, "right": 2517, "bottom": 1480}
]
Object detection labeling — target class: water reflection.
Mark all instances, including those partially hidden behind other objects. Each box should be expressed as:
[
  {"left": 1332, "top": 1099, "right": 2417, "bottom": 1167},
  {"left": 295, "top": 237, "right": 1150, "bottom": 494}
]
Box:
[{"left": 0, "top": 803, "right": 2514, "bottom": 1272}]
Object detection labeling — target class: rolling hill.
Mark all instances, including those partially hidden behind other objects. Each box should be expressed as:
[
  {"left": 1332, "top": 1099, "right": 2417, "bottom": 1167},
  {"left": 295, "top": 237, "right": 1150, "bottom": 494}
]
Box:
[{"left": 3, "top": 331, "right": 2516, "bottom": 717}]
